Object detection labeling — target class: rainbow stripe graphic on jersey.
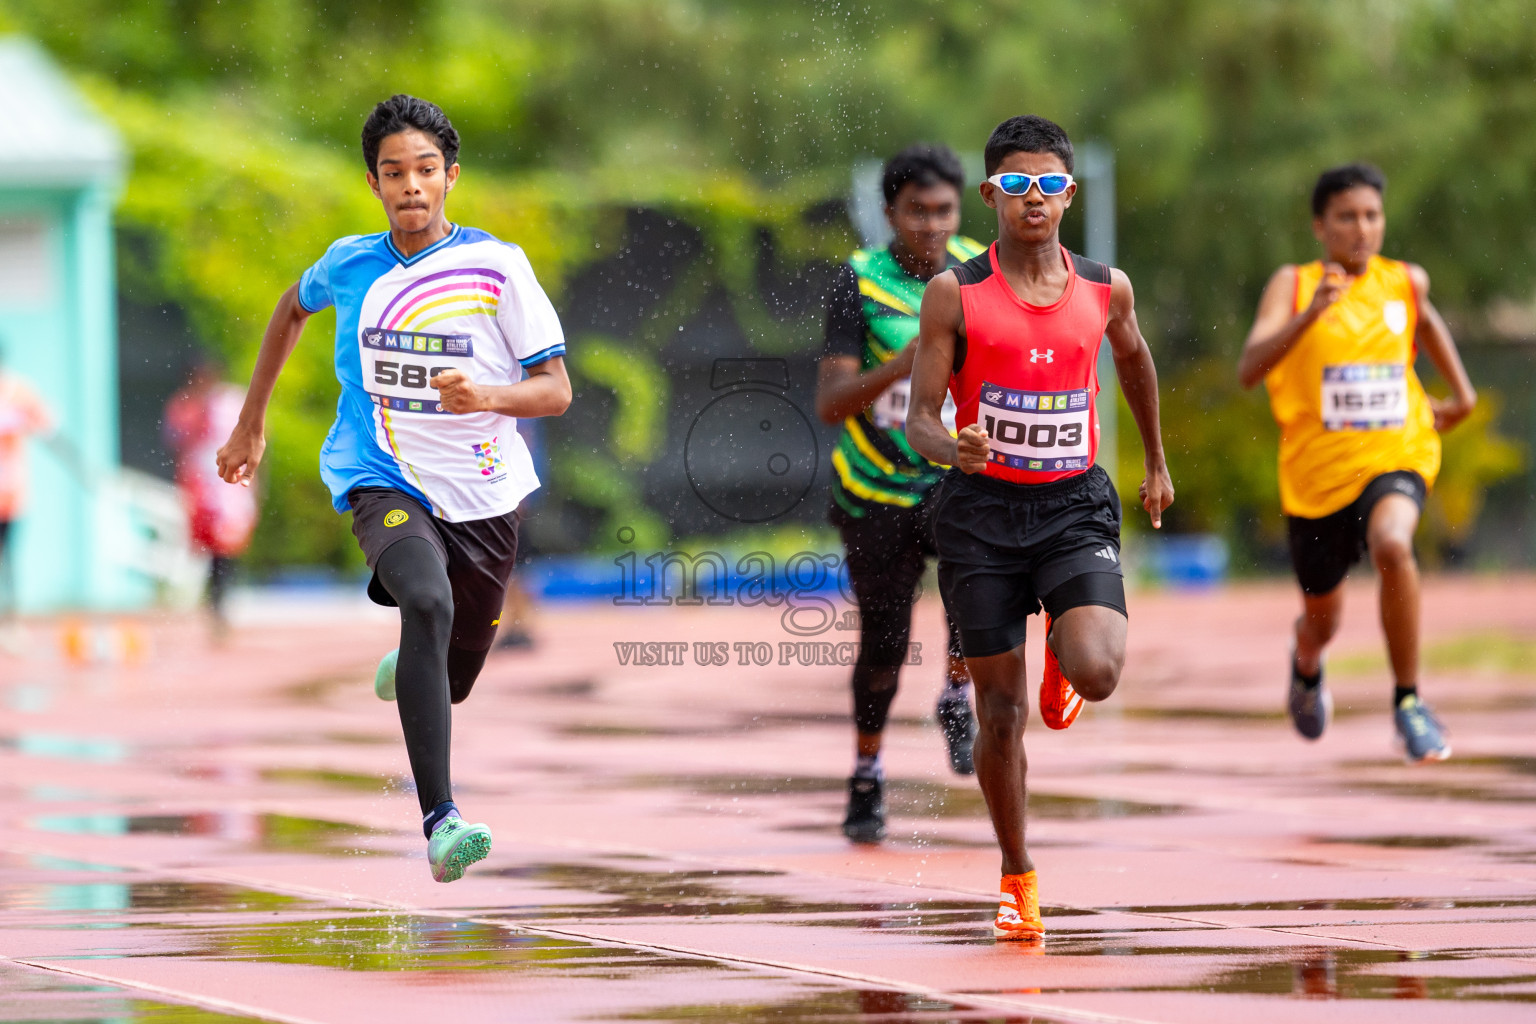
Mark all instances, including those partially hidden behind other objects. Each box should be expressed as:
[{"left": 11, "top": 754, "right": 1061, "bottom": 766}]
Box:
[
  {"left": 378, "top": 268, "right": 508, "bottom": 333},
  {"left": 299, "top": 226, "right": 565, "bottom": 521}
]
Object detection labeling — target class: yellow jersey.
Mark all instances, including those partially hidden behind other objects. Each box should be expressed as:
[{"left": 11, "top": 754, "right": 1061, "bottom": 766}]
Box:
[{"left": 1264, "top": 256, "right": 1439, "bottom": 519}]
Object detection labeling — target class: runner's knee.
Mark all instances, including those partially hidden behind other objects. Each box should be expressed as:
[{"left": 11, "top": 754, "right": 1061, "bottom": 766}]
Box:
[
  {"left": 378, "top": 539, "right": 454, "bottom": 637},
  {"left": 398, "top": 576, "right": 453, "bottom": 634},
  {"left": 1069, "top": 653, "right": 1121, "bottom": 702},
  {"left": 1369, "top": 531, "right": 1415, "bottom": 572},
  {"left": 975, "top": 683, "right": 1027, "bottom": 737},
  {"left": 857, "top": 601, "right": 913, "bottom": 667}
]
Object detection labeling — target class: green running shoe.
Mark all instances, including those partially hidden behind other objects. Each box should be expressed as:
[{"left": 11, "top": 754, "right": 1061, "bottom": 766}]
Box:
[
  {"left": 428, "top": 815, "right": 492, "bottom": 883},
  {"left": 374, "top": 648, "right": 398, "bottom": 701}
]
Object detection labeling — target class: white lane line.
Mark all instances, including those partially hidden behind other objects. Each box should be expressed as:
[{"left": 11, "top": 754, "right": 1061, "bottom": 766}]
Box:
[
  {"left": 4, "top": 957, "right": 328, "bottom": 1024},
  {"left": 489, "top": 919, "right": 1170, "bottom": 1024}
]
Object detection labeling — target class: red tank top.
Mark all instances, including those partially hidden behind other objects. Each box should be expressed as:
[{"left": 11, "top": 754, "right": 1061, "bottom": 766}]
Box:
[{"left": 949, "top": 243, "right": 1113, "bottom": 484}]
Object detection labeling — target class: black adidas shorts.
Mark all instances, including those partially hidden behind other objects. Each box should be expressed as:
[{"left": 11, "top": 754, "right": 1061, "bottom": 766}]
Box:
[
  {"left": 348, "top": 488, "right": 520, "bottom": 651},
  {"left": 1287, "top": 470, "right": 1426, "bottom": 596},
  {"left": 934, "top": 465, "right": 1127, "bottom": 659}
]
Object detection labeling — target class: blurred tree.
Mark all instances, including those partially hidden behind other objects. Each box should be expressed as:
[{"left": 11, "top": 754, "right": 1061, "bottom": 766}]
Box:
[{"left": 1, "top": 0, "right": 1529, "bottom": 564}]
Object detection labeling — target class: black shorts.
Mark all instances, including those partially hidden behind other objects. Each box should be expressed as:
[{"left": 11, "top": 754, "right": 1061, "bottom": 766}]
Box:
[
  {"left": 1287, "top": 470, "right": 1426, "bottom": 596},
  {"left": 934, "top": 465, "right": 1127, "bottom": 658},
  {"left": 832, "top": 495, "right": 940, "bottom": 608},
  {"left": 832, "top": 492, "right": 962, "bottom": 661},
  {"left": 348, "top": 488, "right": 520, "bottom": 651}
]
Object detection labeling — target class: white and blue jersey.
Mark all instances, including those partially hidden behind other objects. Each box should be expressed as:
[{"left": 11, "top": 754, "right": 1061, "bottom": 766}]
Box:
[{"left": 298, "top": 225, "right": 566, "bottom": 522}]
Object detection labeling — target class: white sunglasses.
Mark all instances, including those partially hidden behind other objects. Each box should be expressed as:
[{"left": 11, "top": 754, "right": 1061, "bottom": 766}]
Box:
[{"left": 986, "top": 172, "right": 1075, "bottom": 197}]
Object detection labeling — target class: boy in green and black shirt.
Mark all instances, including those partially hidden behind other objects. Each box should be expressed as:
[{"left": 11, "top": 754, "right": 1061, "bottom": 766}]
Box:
[{"left": 816, "top": 144, "right": 983, "bottom": 843}]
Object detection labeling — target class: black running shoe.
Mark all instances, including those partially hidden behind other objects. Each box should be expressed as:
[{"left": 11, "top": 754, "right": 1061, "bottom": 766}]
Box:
[
  {"left": 842, "top": 776, "right": 886, "bottom": 844},
  {"left": 936, "top": 692, "right": 977, "bottom": 775}
]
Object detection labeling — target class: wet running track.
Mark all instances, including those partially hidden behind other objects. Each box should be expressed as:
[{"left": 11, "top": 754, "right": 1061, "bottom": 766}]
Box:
[{"left": 2, "top": 576, "right": 1535, "bottom": 1022}]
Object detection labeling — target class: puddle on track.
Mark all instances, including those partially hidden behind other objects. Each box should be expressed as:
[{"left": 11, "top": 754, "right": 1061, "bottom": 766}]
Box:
[
  {"left": 0, "top": 732, "right": 129, "bottom": 763},
  {"left": 1343, "top": 778, "right": 1536, "bottom": 804},
  {"left": 1311, "top": 834, "right": 1488, "bottom": 849},
  {"left": 0, "top": 962, "right": 262, "bottom": 1024},
  {"left": 597, "top": 987, "right": 1050, "bottom": 1023},
  {"left": 8, "top": 873, "right": 1536, "bottom": 1015},
  {"left": 1344, "top": 753, "right": 1536, "bottom": 777},
  {"left": 184, "top": 914, "right": 741, "bottom": 975},
  {"left": 486, "top": 861, "right": 988, "bottom": 922},
  {"left": 1121, "top": 894, "right": 1536, "bottom": 914},
  {"left": 1, "top": 880, "right": 319, "bottom": 916},
  {"left": 26, "top": 812, "right": 394, "bottom": 857},
  {"left": 258, "top": 766, "right": 400, "bottom": 791},
  {"left": 622, "top": 774, "right": 1184, "bottom": 820},
  {"left": 1090, "top": 946, "right": 1536, "bottom": 1003},
  {"left": 1121, "top": 706, "right": 1287, "bottom": 722}
]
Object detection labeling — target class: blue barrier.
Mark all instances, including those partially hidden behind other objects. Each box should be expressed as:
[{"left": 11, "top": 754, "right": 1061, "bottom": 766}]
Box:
[
  {"left": 1142, "top": 534, "right": 1229, "bottom": 588},
  {"left": 524, "top": 553, "right": 849, "bottom": 603}
]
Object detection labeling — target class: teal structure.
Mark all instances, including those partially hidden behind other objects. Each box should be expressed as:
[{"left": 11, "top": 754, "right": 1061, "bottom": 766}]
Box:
[{"left": 0, "top": 38, "right": 131, "bottom": 611}]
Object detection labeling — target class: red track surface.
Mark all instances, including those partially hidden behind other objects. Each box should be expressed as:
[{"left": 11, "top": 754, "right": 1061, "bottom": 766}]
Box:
[{"left": 2, "top": 575, "right": 1535, "bottom": 1022}]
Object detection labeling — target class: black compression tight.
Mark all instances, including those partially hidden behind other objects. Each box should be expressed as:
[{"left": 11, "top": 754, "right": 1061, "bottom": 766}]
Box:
[
  {"left": 374, "top": 538, "right": 491, "bottom": 816},
  {"left": 852, "top": 606, "right": 965, "bottom": 735},
  {"left": 851, "top": 599, "right": 914, "bottom": 734}
]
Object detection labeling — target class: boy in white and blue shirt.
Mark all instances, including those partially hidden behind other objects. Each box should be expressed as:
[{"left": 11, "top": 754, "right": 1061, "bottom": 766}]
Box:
[{"left": 218, "top": 95, "right": 572, "bottom": 883}]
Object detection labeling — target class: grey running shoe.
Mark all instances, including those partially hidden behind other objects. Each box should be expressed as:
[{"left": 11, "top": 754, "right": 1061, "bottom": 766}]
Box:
[
  {"left": 1288, "top": 655, "right": 1331, "bottom": 740},
  {"left": 936, "top": 691, "right": 978, "bottom": 775},
  {"left": 842, "top": 776, "right": 886, "bottom": 844},
  {"left": 1394, "top": 694, "right": 1451, "bottom": 763}
]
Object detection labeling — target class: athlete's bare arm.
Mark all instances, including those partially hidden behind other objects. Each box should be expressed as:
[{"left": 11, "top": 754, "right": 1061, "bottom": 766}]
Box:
[
  {"left": 1106, "top": 269, "right": 1173, "bottom": 529},
  {"left": 814, "top": 351, "right": 914, "bottom": 424},
  {"left": 1406, "top": 264, "right": 1477, "bottom": 432},
  {"left": 908, "top": 271, "right": 988, "bottom": 472},
  {"left": 431, "top": 358, "right": 572, "bottom": 418},
  {"left": 216, "top": 283, "right": 312, "bottom": 486},
  {"left": 1237, "top": 263, "right": 1351, "bottom": 388}
]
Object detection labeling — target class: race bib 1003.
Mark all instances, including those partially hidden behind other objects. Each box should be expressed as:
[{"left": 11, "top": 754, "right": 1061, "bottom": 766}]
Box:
[
  {"left": 871, "top": 377, "right": 957, "bottom": 432},
  {"left": 1321, "top": 363, "right": 1407, "bottom": 431},
  {"left": 361, "top": 328, "right": 474, "bottom": 414},
  {"left": 978, "top": 381, "right": 1092, "bottom": 472}
]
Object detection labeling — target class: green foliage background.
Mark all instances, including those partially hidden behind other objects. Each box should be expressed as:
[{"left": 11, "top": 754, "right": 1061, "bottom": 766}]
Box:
[{"left": 2, "top": 0, "right": 1529, "bottom": 566}]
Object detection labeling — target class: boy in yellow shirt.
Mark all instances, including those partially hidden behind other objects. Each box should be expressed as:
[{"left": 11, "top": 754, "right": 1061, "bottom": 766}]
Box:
[{"left": 1238, "top": 164, "right": 1476, "bottom": 762}]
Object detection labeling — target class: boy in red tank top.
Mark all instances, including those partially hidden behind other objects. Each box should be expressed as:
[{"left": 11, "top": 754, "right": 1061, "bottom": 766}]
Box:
[{"left": 907, "top": 115, "right": 1174, "bottom": 940}]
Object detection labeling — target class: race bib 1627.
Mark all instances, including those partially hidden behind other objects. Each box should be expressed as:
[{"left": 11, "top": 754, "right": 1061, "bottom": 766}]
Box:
[
  {"left": 1321, "top": 363, "right": 1407, "bottom": 431},
  {"left": 978, "top": 381, "right": 1092, "bottom": 472}
]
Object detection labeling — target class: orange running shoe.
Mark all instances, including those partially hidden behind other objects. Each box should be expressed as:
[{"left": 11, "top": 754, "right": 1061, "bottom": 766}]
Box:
[
  {"left": 994, "top": 870, "right": 1044, "bottom": 940},
  {"left": 1039, "top": 615, "right": 1083, "bottom": 730}
]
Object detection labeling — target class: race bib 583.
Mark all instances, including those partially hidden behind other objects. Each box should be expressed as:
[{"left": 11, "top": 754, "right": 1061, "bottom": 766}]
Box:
[
  {"left": 361, "top": 328, "right": 474, "bottom": 414},
  {"left": 1321, "top": 363, "right": 1407, "bottom": 431},
  {"left": 978, "top": 381, "right": 1092, "bottom": 472}
]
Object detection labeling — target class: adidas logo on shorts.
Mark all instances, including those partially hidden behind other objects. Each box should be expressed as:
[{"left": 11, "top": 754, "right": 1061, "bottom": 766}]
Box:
[{"left": 1094, "top": 546, "right": 1117, "bottom": 563}]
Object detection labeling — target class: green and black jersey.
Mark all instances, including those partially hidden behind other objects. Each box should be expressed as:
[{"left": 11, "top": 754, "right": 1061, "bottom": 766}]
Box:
[{"left": 822, "top": 236, "right": 986, "bottom": 518}]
